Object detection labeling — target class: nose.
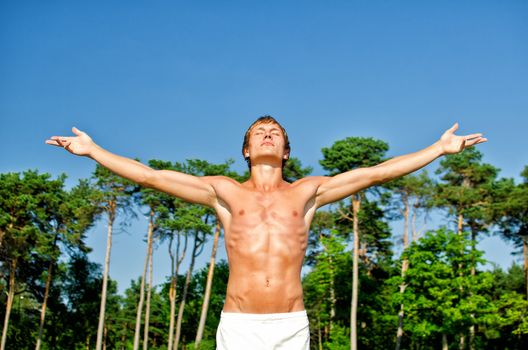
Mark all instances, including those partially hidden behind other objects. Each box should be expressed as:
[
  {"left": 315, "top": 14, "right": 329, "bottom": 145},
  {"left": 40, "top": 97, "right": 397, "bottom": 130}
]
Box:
[{"left": 264, "top": 133, "right": 272, "bottom": 139}]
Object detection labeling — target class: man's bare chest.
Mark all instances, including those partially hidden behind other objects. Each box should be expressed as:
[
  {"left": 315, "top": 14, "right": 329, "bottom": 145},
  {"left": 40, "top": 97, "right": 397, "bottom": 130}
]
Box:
[
  {"left": 221, "top": 191, "right": 311, "bottom": 256},
  {"left": 215, "top": 184, "right": 317, "bottom": 232}
]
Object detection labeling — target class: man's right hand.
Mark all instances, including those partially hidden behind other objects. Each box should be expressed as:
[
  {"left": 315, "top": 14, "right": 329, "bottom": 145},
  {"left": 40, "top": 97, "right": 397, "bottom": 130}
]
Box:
[{"left": 46, "top": 127, "right": 95, "bottom": 157}]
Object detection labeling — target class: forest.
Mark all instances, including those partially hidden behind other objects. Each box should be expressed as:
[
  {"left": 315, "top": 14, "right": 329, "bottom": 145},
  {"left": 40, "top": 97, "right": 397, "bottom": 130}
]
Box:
[{"left": 1, "top": 138, "right": 527, "bottom": 350}]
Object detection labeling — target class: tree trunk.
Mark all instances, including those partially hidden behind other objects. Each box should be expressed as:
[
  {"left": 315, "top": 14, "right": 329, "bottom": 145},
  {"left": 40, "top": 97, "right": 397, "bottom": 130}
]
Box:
[
  {"left": 195, "top": 222, "right": 221, "bottom": 347},
  {"left": 320, "top": 232, "right": 337, "bottom": 332},
  {"left": 143, "top": 233, "right": 154, "bottom": 350},
  {"left": 411, "top": 203, "right": 418, "bottom": 242},
  {"left": 442, "top": 334, "right": 448, "bottom": 350},
  {"left": 350, "top": 195, "right": 361, "bottom": 350},
  {"left": 143, "top": 210, "right": 155, "bottom": 350},
  {"left": 167, "top": 237, "right": 176, "bottom": 350},
  {"left": 468, "top": 226, "right": 478, "bottom": 350},
  {"left": 168, "top": 233, "right": 188, "bottom": 350},
  {"left": 133, "top": 214, "right": 152, "bottom": 350},
  {"left": 457, "top": 213, "right": 464, "bottom": 234},
  {"left": 174, "top": 231, "right": 200, "bottom": 350},
  {"left": 469, "top": 227, "right": 477, "bottom": 276},
  {"left": 395, "top": 197, "right": 410, "bottom": 350},
  {"left": 120, "top": 324, "right": 127, "bottom": 350},
  {"left": 456, "top": 211, "right": 466, "bottom": 350},
  {"left": 1, "top": 258, "right": 17, "bottom": 350},
  {"left": 96, "top": 203, "right": 116, "bottom": 350},
  {"left": 35, "top": 260, "right": 53, "bottom": 350},
  {"left": 329, "top": 261, "right": 336, "bottom": 331},
  {"left": 524, "top": 237, "right": 528, "bottom": 300},
  {"left": 317, "top": 315, "right": 323, "bottom": 350},
  {"left": 103, "top": 324, "right": 107, "bottom": 350}
]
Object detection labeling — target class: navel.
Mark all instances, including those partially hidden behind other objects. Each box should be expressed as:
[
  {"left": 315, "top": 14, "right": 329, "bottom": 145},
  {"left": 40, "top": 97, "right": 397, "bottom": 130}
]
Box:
[{"left": 266, "top": 278, "right": 270, "bottom": 287}]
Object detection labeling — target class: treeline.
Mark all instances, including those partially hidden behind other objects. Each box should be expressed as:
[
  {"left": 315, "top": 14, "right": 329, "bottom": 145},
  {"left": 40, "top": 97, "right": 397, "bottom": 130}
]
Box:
[{"left": 1, "top": 137, "right": 527, "bottom": 350}]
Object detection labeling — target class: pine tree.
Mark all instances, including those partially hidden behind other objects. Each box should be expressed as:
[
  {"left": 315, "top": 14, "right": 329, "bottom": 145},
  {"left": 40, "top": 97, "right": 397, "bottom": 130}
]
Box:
[{"left": 320, "top": 136, "right": 389, "bottom": 350}]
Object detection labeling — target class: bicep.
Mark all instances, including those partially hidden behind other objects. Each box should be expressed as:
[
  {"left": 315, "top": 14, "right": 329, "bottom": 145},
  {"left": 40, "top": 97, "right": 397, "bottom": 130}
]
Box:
[
  {"left": 315, "top": 166, "right": 385, "bottom": 207},
  {"left": 144, "top": 169, "right": 217, "bottom": 207}
]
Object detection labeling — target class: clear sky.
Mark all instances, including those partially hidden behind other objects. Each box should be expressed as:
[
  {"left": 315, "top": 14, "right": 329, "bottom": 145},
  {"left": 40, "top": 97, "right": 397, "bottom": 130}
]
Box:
[{"left": 1, "top": 1, "right": 527, "bottom": 294}]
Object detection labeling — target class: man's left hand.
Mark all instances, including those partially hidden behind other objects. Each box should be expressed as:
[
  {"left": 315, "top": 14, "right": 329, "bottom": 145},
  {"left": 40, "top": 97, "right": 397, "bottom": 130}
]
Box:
[{"left": 439, "top": 122, "right": 488, "bottom": 155}]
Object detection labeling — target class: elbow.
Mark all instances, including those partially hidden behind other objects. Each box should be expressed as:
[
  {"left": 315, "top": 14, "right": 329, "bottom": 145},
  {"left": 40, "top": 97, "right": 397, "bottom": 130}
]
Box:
[
  {"left": 373, "top": 165, "right": 391, "bottom": 185},
  {"left": 139, "top": 169, "right": 157, "bottom": 188}
]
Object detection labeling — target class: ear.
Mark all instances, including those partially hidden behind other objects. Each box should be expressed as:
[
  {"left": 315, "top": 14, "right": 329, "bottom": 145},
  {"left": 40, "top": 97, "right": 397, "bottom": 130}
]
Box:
[{"left": 283, "top": 151, "right": 290, "bottom": 160}]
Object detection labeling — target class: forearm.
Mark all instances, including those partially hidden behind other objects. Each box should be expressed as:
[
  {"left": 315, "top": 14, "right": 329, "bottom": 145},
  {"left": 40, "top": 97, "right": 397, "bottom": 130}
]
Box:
[
  {"left": 375, "top": 140, "right": 445, "bottom": 182},
  {"left": 89, "top": 144, "right": 152, "bottom": 185}
]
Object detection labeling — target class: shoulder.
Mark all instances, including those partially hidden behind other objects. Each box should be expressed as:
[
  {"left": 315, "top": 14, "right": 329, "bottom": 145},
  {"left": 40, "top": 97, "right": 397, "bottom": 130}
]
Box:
[
  {"left": 289, "top": 176, "right": 330, "bottom": 192},
  {"left": 291, "top": 176, "right": 329, "bottom": 185},
  {"left": 201, "top": 175, "right": 242, "bottom": 191}
]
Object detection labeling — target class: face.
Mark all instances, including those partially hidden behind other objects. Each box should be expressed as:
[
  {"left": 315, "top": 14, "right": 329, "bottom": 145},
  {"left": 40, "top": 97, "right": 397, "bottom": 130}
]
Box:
[{"left": 244, "top": 122, "right": 289, "bottom": 166}]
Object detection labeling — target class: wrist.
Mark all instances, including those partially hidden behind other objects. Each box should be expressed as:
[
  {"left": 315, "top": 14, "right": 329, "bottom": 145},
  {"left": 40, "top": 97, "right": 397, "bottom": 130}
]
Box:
[
  {"left": 433, "top": 140, "right": 446, "bottom": 157},
  {"left": 88, "top": 143, "right": 102, "bottom": 159}
]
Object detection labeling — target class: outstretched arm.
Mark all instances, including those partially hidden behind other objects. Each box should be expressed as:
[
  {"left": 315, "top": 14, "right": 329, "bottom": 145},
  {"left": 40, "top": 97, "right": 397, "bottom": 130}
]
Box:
[
  {"left": 315, "top": 122, "right": 487, "bottom": 207},
  {"left": 46, "top": 127, "right": 217, "bottom": 206}
]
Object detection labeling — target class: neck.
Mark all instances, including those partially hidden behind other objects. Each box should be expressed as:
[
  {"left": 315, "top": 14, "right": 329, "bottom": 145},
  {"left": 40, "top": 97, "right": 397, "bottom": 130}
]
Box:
[{"left": 248, "top": 163, "right": 284, "bottom": 190}]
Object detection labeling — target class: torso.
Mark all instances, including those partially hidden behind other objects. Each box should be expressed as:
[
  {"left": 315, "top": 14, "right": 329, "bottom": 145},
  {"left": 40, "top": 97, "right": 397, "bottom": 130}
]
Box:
[{"left": 210, "top": 176, "right": 323, "bottom": 313}]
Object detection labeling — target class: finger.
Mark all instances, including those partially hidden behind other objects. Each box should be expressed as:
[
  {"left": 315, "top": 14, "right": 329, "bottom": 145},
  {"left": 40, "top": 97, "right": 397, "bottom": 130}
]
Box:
[
  {"left": 57, "top": 137, "right": 72, "bottom": 143},
  {"left": 448, "top": 122, "right": 459, "bottom": 133},
  {"left": 464, "top": 133, "right": 483, "bottom": 140},
  {"left": 45, "top": 140, "right": 63, "bottom": 147},
  {"left": 56, "top": 138, "right": 72, "bottom": 147},
  {"left": 50, "top": 135, "right": 72, "bottom": 141},
  {"left": 72, "top": 126, "right": 83, "bottom": 136},
  {"left": 467, "top": 138, "right": 487, "bottom": 146}
]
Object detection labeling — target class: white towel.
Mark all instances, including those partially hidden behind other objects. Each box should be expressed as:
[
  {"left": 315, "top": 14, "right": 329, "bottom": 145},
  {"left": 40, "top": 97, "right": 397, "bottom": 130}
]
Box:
[{"left": 216, "top": 310, "right": 310, "bottom": 350}]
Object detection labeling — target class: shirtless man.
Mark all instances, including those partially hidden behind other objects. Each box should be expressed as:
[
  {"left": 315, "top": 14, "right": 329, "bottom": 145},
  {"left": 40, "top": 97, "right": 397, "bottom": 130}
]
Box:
[{"left": 46, "top": 116, "right": 487, "bottom": 349}]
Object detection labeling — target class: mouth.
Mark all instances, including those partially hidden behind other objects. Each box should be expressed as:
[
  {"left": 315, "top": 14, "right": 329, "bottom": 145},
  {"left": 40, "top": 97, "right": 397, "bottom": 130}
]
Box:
[{"left": 261, "top": 142, "right": 274, "bottom": 146}]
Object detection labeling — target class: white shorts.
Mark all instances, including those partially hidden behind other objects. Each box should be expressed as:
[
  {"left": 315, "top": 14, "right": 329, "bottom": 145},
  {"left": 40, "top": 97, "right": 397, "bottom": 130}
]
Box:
[{"left": 216, "top": 310, "right": 310, "bottom": 350}]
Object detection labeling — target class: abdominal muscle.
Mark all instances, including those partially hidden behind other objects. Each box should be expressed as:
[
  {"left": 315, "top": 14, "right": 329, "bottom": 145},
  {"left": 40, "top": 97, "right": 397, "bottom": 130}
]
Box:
[
  {"left": 223, "top": 267, "right": 305, "bottom": 313},
  {"left": 221, "top": 215, "right": 309, "bottom": 313}
]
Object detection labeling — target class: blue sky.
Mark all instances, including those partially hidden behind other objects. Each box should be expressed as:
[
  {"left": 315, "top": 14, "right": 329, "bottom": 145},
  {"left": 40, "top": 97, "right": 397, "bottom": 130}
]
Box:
[{"left": 1, "top": 1, "right": 527, "bottom": 293}]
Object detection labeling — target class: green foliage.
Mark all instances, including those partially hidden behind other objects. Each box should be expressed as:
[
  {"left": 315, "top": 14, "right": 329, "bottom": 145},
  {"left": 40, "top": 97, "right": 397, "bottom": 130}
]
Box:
[
  {"left": 326, "top": 325, "right": 350, "bottom": 350},
  {"left": 320, "top": 137, "right": 389, "bottom": 175},
  {"left": 394, "top": 228, "right": 494, "bottom": 347},
  {"left": 0, "top": 170, "right": 58, "bottom": 268},
  {"left": 492, "top": 174, "right": 528, "bottom": 252},
  {"left": 382, "top": 170, "right": 436, "bottom": 224},
  {"left": 0, "top": 171, "right": 101, "bottom": 349},
  {"left": 303, "top": 233, "right": 350, "bottom": 347},
  {"left": 496, "top": 292, "right": 528, "bottom": 335},
  {"left": 186, "top": 339, "right": 216, "bottom": 350},
  {"left": 489, "top": 263, "right": 525, "bottom": 296},
  {"left": 434, "top": 148, "right": 499, "bottom": 233},
  {"left": 282, "top": 157, "right": 313, "bottom": 182}
]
